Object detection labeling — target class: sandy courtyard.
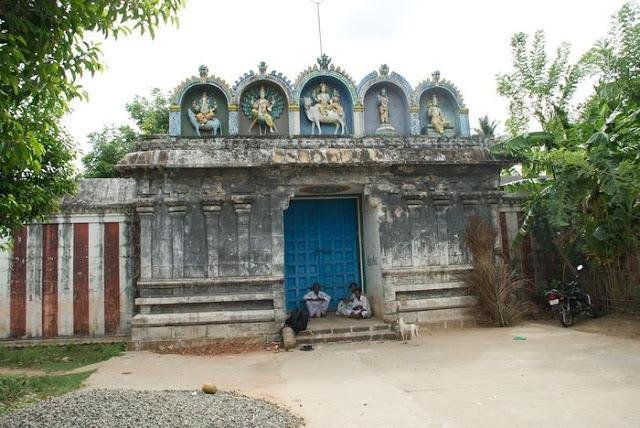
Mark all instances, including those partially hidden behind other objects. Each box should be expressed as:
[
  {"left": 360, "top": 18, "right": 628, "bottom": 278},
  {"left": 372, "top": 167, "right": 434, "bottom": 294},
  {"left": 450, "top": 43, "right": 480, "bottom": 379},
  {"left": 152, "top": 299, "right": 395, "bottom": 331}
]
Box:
[{"left": 86, "top": 322, "right": 640, "bottom": 427}]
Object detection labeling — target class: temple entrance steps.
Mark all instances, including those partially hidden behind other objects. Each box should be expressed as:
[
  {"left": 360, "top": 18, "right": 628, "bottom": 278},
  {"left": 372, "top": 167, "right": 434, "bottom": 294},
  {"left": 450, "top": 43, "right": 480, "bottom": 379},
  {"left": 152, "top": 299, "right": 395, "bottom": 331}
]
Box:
[{"left": 295, "top": 314, "right": 397, "bottom": 345}]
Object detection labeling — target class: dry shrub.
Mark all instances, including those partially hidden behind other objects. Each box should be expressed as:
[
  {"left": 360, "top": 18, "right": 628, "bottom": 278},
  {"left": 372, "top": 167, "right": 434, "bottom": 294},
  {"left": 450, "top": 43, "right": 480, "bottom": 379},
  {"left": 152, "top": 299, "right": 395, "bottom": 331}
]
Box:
[{"left": 464, "top": 216, "right": 533, "bottom": 327}]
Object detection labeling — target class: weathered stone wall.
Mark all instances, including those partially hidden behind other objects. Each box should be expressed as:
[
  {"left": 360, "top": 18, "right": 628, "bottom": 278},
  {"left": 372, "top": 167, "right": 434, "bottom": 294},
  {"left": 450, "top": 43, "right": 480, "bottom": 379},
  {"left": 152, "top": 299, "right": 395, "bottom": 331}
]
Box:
[
  {"left": 118, "top": 136, "right": 506, "bottom": 345},
  {"left": 0, "top": 179, "right": 136, "bottom": 341}
]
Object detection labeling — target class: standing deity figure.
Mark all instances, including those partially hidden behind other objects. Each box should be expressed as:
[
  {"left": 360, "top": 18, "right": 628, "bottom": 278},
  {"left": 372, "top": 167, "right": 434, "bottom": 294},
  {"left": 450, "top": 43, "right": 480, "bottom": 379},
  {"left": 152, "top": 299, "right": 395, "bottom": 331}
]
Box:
[
  {"left": 330, "top": 90, "right": 345, "bottom": 117},
  {"left": 378, "top": 88, "right": 390, "bottom": 124},
  {"left": 192, "top": 92, "right": 217, "bottom": 124},
  {"left": 315, "top": 82, "right": 332, "bottom": 116},
  {"left": 250, "top": 86, "right": 277, "bottom": 134},
  {"left": 428, "top": 94, "right": 449, "bottom": 134}
]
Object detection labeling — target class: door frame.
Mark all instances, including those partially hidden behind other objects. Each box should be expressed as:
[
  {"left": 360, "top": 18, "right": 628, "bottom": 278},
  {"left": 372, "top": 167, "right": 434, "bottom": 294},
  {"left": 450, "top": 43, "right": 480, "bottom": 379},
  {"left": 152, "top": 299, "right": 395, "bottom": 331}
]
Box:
[{"left": 284, "top": 195, "right": 366, "bottom": 296}]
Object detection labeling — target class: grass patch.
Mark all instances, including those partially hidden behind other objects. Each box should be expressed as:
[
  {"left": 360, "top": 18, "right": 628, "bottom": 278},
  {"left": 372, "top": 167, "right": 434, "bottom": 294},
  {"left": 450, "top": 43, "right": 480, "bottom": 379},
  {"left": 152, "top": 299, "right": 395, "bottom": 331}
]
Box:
[
  {"left": 0, "top": 343, "right": 126, "bottom": 372},
  {"left": 0, "top": 371, "right": 92, "bottom": 415}
]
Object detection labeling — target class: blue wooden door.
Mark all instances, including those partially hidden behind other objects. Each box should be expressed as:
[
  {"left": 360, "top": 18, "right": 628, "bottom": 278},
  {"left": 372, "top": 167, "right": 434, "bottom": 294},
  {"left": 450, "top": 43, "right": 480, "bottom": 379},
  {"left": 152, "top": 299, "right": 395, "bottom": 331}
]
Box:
[{"left": 284, "top": 199, "right": 361, "bottom": 311}]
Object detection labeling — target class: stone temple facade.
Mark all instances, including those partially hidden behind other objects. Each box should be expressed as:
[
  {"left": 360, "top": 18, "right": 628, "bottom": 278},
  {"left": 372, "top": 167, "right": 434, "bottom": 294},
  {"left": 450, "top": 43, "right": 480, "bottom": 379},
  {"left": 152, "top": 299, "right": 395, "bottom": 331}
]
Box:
[{"left": 0, "top": 58, "right": 515, "bottom": 348}]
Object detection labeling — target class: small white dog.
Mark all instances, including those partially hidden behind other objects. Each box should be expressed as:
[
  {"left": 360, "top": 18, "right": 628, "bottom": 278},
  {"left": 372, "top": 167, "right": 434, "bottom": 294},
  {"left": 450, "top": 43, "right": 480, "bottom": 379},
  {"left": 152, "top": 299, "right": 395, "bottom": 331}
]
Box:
[{"left": 398, "top": 317, "right": 419, "bottom": 343}]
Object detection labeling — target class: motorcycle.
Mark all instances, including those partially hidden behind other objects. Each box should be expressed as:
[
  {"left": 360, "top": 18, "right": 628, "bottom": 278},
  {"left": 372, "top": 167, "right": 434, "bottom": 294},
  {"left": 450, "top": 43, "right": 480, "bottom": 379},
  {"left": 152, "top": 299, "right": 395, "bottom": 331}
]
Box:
[{"left": 545, "top": 265, "right": 598, "bottom": 327}]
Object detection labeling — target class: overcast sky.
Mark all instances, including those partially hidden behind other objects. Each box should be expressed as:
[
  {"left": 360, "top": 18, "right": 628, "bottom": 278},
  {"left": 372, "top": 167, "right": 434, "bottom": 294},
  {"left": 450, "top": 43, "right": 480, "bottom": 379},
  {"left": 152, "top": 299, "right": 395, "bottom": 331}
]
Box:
[{"left": 63, "top": 0, "right": 627, "bottom": 159}]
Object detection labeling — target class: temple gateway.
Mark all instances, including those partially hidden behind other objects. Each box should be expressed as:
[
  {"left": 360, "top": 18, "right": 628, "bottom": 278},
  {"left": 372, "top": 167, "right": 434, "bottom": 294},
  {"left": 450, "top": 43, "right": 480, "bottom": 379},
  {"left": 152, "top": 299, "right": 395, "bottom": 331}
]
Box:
[{"left": 0, "top": 57, "right": 515, "bottom": 348}]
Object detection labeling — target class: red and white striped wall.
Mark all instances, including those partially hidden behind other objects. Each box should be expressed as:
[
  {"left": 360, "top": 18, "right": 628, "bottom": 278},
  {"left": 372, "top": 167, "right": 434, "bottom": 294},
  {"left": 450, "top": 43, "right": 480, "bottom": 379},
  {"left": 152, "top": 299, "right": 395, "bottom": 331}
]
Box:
[{"left": 0, "top": 214, "right": 133, "bottom": 339}]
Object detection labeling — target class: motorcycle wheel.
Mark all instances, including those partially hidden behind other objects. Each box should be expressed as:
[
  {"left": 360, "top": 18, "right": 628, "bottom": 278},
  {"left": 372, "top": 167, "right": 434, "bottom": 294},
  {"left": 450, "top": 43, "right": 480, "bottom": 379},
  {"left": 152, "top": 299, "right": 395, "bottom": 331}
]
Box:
[
  {"left": 584, "top": 304, "right": 598, "bottom": 318},
  {"left": 559, "top": 304, "right": 573, "bottom": 327}
]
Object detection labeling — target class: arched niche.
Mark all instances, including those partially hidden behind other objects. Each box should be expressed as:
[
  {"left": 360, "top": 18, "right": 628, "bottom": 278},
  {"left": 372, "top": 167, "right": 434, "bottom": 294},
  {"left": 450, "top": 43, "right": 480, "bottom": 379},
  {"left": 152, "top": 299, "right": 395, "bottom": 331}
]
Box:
[
  {"left": 363, "top": 82, "right": 410, "bottom": 136},
  {"left": 180, "top": 84, "right": 229, "bottom": 137},
  {"left": 418, "top": 87, "right": 460, "bottom": 137},
  {"left": 238, "top": 81, "right": 289, "bottom": 136},
  {"left": 298, "top": 76, "right": 353, "bottom": 136}
]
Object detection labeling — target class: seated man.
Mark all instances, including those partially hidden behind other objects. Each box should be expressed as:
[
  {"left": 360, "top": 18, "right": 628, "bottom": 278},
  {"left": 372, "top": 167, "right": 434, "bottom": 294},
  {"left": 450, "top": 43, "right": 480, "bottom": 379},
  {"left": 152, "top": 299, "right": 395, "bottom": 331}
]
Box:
[
  {"left": 346, "top": 288, "right": 372, "bottom": 319},
  {"left": 336, "top": 282, "right": 358, "bottom": 316},
  {"left": 303, "top": 283, "right": 331, "bottom": 318}
]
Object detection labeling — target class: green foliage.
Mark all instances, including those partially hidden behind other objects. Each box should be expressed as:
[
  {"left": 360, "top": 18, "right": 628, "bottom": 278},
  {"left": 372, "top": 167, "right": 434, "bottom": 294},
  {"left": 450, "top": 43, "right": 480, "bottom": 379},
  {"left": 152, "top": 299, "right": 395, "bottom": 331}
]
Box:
[
  {"left": 126, "top": 88, "right": 171, "bottom": 134},
  {"left": 496, "top": 30, "right": 585, "bottom": 138},
  {"left": 0, "top": 343, "right": 126, "bottom": 372},
  {"left": 494, "top": 2, "right": 640, "bottom": 268},
  {"left": 474, "top": 115, "right": 499, "bottom": 138},
  {"left": 0, "top": 133, "right": 78, "bottom": 243},
  {"left": 82, "top": 125, "right": 136, "bottom": 178},
  {"left": 0, "top": 372, "right": 92, "bottom": 415},
  {"left": 0, "top": 1, "right": 185, "bottom": 242}
]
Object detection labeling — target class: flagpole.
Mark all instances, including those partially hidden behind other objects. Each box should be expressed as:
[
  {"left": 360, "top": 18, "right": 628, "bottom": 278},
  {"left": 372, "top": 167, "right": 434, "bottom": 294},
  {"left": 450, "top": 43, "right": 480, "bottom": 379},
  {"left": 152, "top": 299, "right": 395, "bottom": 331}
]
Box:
[{"left": 310, "top": 0, "right": 325, "bottom": 57}]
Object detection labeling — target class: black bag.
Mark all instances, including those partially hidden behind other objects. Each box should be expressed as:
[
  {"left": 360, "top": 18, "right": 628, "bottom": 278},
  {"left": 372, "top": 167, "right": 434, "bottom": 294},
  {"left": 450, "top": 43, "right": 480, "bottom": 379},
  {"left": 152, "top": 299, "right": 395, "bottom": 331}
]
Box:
[{"left": 285, "top": 307, "right": 309, "bottom": 333}]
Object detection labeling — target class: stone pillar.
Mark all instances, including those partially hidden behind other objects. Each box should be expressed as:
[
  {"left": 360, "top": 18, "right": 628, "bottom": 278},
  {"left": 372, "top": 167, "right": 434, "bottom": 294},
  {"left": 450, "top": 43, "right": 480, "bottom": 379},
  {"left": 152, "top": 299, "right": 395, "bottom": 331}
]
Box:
[
  {"left": 459, "top": 108, "right": 471, "bottom": 137},
  {"left": 288, "top": 104, "right": 300, "bottom": 136},
  {"left": 433, "top": 193, "right": 451, "bottom": 266},
  {"left": 167, "top": 201, "right": 186, "bottom": 279},
  {"left": 136, "top": 202, "right": 155, "bottom": 280},
  {"left": 232, "top": 195, "right": 253, "bottom": 276},
  {"left": 202, "top": 200, "right": 222, "bottom": 277},
  {"left": 485, "top": 191, "right": 503, "bottom": 257},
  {"left": 410, "top": 106, "right": 421, "bottom": 135},
  {"left": 460, "top": 192, "right": 480, "bottom": 263},
  {"left": 169, "top": 105, "right": 181, "bottom": 136},
  {"left": 406, "top": 198, "right": 423, "bottom": 267},
  {"left": 354, "top": 104, "right": 364, "bottom": 137},
  {"left": 228, "top": 104, "right": 239, "bottom": 135}
]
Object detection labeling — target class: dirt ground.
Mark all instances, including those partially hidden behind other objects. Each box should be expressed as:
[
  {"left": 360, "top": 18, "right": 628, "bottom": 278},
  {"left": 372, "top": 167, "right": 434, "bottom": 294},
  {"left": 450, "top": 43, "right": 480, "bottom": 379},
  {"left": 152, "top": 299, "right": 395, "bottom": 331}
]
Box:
[{"left": 85, "top": 317, "right": 640, "bottom": 427}]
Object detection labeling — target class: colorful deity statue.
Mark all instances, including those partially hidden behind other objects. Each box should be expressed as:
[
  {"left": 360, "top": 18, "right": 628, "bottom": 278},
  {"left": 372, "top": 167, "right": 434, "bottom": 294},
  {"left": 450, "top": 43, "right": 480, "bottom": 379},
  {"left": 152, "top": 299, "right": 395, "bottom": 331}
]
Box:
[
  {"left": 192, "top": 92, "right": 217, "bottom": 124},
  {"left": 330, "top": 90, "right": 344, "bottom": 117},
  {"left": 428, "top": 94, "right": 449, "bottom": 134},
  {"left": 315, "top": 82, "right": 332, "bottom": 116},
  {"left": 378, "top": 88, "right": 390, "bottom": 124},
  {"left": 250, "top": 86, "right": 277, "bottom": 134}
]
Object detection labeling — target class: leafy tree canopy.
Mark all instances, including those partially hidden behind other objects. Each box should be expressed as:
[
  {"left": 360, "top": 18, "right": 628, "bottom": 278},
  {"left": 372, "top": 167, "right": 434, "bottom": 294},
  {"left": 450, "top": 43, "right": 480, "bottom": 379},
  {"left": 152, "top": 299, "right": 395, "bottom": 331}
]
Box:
[
  {"left": 0, "top": 1, "right": 185, "bottom": 242},
  {"left": 493, "top": 2, "right": 640, "bottom": 267},
  {"left": 82, "top": 125, "right": 137, "bottom": 179},
  {"left": 82, "top": 88, "right": 170, "bottom": 178},
  {"left": 474, "top": 115, "right": 499, "bottom": 139}
]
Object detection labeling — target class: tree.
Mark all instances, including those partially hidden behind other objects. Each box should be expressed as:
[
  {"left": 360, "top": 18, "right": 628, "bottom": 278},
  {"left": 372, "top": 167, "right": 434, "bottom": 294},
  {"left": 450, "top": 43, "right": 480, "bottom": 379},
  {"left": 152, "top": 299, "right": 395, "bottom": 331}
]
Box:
[
  {"left": 474, "top": 115, "right": 499, "bottom": 138},
  {"left": 126, "top": 88, "right": 171, "bottom": 135},
  {"left": 0, "top": 1, "right": 185, "bottom": 242},
  {"left": 496, "top": 30, "right": 584, "bottom": 138},
  {"left": 82, "top": 125, "right": 137, "bottom": 178},
  {"left": 82, "top": 88, "right": 171, "bottom": 178},
  {"left": 493, "top": 2, "right": 640, "bottom": 273}
]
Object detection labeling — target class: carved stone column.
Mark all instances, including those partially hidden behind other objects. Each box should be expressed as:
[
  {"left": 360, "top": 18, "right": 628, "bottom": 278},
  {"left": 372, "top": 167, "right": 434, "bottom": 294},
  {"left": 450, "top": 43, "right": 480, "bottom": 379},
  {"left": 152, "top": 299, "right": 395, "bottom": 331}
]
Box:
[
  {"left": 484, "top": 191, "right": 503, "bottom": 257},
  {"left": 460, "top": 191, "right": 481, "bottom": 263},
  {"left": 459, "top": 107, "right": 471, "bottom": 137},
  {"left": 433, "top": 193, "right": 451, "bottom": 266},
  {"left": 232, "top": 195, "right": 253, "bottom": 276},
  {"left": 405, "top": 198, "right": 423, "bottom": 267},
  {"left": 168, "top": 105, "right": 181, "bottom": 136},
  {"left": 353, "top": 103, "right": 364, "bottom": 137},
  {"left": 288, "top": 104, "right": 300, "bottom": 136},
  {"left": 136, "top": 201, "right": 155, "bottom": 280},
  {"left": 410, "top": 105, "right": 421, "bottom": 135},
  {"left": 167, "top": 201, "right": 186, "bottom": 279},
  {"left": 228, "top": 104, "right": 239, "bottom": 135},
  {"left": 202, "top": 200, "right": 222, "bottom": 277}
]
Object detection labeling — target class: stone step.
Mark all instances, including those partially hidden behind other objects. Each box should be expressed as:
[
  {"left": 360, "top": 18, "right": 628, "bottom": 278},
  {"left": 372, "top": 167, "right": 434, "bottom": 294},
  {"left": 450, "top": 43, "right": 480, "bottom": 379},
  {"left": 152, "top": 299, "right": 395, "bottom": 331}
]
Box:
[
  {"left": 394, "top": 281, "right": 468, "bottom": 293},
  {"left": 135, "top": 293, "right": 274, "bottom": 306},
  {"left": 397, "top": 295, "right": 476, "bottom": 312},
  {"left": 296, "top": 330, "right": 398, "bottom": 345},
  {"left": 295, "top": 321, "right": 397, "bottom": 345},
  {"left": 132, "top": 309, "right": 275, "bottom": 327}
]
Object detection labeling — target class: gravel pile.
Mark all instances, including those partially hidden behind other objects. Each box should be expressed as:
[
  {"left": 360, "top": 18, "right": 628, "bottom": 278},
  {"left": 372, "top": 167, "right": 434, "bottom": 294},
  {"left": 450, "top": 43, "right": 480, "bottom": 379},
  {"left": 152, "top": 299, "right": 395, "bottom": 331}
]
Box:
[{"left": 1, "top": 389, "right": 304, "bottom": 428}]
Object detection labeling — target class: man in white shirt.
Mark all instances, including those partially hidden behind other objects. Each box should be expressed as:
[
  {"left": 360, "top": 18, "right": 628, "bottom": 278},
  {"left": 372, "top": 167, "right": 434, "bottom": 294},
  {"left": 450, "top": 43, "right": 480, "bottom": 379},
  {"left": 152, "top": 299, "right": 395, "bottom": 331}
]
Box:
[
  {"left": 346, "top": 288, "right": 372, "bottom": 319},
  {"left": 303, "top": 283, "right": 331, "bottom": 318}
]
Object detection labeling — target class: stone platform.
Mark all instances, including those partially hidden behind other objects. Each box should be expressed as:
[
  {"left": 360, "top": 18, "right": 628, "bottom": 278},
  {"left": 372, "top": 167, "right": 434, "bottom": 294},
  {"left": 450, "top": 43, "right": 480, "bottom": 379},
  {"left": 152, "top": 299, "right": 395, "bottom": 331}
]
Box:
[{"left": 295, "top": 313, "right": 397, "bottom": 345}]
